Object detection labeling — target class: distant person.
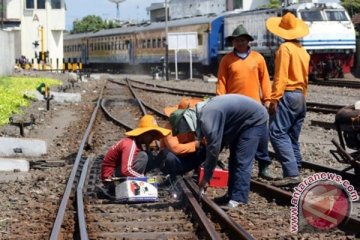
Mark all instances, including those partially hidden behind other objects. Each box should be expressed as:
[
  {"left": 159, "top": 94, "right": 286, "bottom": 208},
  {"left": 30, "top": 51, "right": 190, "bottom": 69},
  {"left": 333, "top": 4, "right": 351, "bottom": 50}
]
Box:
[
  {"left": 216, "top": 24, "right": 274, "bottom": 180},
  {"left": 159, "top": 98, "right": 206, "bottom": 177},
  {"left": 101, "top": 115, "right": 170, "bottom": 191},
  {"left": 169, "top": 94, "right": 269, "bottom": 209},
  {"left": 266, "top": 12, "right": 310, "bottom": 186}
]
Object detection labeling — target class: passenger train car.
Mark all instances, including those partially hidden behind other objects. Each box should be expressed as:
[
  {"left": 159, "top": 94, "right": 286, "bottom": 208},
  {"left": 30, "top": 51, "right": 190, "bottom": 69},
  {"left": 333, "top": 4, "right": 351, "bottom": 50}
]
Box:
[
  {"left": 64, "top": 2, "right": 356, "bottom": 79},
  {"left": 64, "top": 15, "right": 225, "bottom": 74}
]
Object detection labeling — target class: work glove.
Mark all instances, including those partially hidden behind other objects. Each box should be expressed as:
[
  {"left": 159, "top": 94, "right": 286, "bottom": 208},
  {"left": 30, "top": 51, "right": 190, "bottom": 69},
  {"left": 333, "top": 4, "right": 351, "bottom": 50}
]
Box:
[{"left": 198, "top": 178, "right": 208, "bottom": 202}]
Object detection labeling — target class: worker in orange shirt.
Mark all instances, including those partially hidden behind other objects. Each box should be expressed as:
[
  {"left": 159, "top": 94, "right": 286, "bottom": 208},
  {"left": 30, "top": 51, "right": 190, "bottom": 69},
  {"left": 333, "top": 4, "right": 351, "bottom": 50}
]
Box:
[
  {"left": 159, "top": 98, "right": 206, "bottom": 177},
  {"left": 216, "top": 25, "right": 274, "bottom": 180},
  {"left": 266, "top": 12, "right": 310, "bottom": 186}
]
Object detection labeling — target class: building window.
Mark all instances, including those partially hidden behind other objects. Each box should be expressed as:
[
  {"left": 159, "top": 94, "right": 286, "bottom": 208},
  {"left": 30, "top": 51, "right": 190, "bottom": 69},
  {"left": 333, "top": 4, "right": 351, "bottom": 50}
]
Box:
[
  {"left": 26, "top": 0, "right": 34, "bottom": 9},
  {"left": 51, "top": 0, "right": 61, "bottom": 9},
  {"left": 233, "top": 0, "right": 242, "bottom": 9},
  {"left": 37, "top": 0, "right": 45, "bottom": 9}
]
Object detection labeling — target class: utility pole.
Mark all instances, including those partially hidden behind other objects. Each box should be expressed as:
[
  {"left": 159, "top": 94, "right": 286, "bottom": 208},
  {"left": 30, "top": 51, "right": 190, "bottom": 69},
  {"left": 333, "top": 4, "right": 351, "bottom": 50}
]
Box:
[
  {"left": 165, "top": 0, "right": 169, "bottom": 81},
  {"left": 40, "top": 26, "right": 45, "bottom": 62}
]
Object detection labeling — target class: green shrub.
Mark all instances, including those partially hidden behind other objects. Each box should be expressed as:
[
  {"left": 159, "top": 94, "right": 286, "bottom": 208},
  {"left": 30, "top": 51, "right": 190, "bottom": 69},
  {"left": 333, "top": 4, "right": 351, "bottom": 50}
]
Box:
[{"left": 0, "top": 76, "right": 61, "bottom": 126}]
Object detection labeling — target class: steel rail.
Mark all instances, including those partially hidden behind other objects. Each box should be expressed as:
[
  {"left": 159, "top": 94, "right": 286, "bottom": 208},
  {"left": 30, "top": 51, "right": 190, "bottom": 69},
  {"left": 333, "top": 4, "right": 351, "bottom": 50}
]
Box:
[
  {"left": 311, "top": 80, "right": 360, "bottom": 89},
  {"left": 177, "top": 178, "right": 222, "bottom": 240},
  {"left": 76, "top": 157, "right": 92, "bottom": 240},
  {"left": 127, "top": 78, "right": 214, "bottom": 97},
  {"left": 269, "top": 151, "right": 358, "bottom": 186},
  {"left": 50, "top": 83, "right": 105, "bottom": 240},
  {"left": 125, "top": 78, "right": 147, "bottom": 114},
  {"left": 100, "top": 99, "right": 133, "bottom": 131},
  {"left": 184, "top": 177, "right": 255, "bottom": 240}
]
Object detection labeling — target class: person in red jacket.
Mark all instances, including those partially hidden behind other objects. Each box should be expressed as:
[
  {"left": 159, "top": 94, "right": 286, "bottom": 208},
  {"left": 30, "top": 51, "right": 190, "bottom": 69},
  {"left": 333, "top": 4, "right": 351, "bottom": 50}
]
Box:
[{"left": 101, "top": 115, "right": 170, "bottom": 183}]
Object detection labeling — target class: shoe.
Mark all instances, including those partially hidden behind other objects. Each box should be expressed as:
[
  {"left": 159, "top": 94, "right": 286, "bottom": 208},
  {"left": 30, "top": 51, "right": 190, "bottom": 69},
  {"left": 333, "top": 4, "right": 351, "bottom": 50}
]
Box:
[
  {"left": 213, "top": 194, "right": 230, "bottom": 205},
  {"left": 272, "top": 176, "right": 302, "bottom": 187},
  {"left": 258, "top": 163, "right": 276, "bottom": 180},
  {"left": 220, "top": 200, "right": 244, "bottom": 210}
]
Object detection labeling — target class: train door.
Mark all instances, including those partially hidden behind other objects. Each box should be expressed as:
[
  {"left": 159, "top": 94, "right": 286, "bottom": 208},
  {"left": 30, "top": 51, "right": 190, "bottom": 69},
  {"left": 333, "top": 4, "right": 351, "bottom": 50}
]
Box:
[
  {"left": 127, "top": 39, "right": 134, "bottom": 65},
  {"left": 81, "top": 39, "right": 88, "bottom": 65}
]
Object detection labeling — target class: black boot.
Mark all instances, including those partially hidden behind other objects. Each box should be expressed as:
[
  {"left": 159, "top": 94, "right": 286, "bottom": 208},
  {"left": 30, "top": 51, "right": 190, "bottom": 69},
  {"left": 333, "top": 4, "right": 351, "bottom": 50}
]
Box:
[{"left": 258, "top": 162, "right": 276, "bottom": 180}]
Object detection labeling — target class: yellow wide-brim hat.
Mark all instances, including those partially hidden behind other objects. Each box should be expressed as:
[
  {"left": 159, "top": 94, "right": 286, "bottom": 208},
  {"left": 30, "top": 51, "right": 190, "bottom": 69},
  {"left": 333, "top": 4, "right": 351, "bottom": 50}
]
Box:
[
  {"left": 266, "top": 12, "right": 309, "bottom": 40},
  {"left": 163, "top": 97, "right": 202, "bottom": 117},
  {"left": 125, "top": 115, "right": 170, "bottom": 137}
]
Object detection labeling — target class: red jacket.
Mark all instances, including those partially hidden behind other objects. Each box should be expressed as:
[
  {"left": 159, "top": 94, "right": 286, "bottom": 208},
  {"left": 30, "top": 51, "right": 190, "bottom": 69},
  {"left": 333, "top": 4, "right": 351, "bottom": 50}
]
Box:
[{"left": 101, "top": 138, "right": 143, "bottom": 181}]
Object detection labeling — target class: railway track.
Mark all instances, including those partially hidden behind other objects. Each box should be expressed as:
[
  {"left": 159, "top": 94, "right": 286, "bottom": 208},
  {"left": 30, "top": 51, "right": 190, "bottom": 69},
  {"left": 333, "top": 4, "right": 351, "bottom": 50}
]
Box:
[
  {"left": 49, "top": 78, "right": 254, "bottom": 239},
  {"left": 310, "top": 78, "right": 360, "bottom": 89},
  {"left": 44, "top": 77, "right": 359, "bottom": 239}
]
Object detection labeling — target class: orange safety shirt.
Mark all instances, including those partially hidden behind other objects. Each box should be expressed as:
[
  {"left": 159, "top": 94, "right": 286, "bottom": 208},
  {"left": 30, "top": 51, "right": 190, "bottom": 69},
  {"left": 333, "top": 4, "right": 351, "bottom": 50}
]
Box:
[
  {"left": 271, "top": 41, "right": 310, "bottom": 102},
  {"left": 160, "top": 122, "right": 197, "bottom": 155},
  {"left": 216, "top": 51, "right": 271, "bottom": 104}
]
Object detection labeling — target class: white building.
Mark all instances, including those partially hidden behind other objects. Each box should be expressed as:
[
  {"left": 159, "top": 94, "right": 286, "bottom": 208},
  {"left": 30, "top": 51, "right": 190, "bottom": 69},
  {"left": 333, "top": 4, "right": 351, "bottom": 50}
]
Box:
[
  {"left": 2, "top": 0, "right": 65, "bottom": 69},
  {"left": 148, "top": 0, "right": 270, "bottom": 21},
  {"left": 169, "top": 0, "right": 269, "bottom": 20}
]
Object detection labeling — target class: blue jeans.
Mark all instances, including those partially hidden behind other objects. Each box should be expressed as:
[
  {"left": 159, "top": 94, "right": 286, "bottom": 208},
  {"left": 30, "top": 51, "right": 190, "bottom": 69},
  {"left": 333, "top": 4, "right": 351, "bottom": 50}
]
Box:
[
  {"left": 255, "top": 123, "right": 271, "bottom": 165},
  {"left": 269, "top": 91, "right": 306, "bottom": 177},
  {"left": 160, "top": 145, "right": 206, "bottom": 176},
  {"left": 228, "top": 122, "right": 267, "bottom": 204}
]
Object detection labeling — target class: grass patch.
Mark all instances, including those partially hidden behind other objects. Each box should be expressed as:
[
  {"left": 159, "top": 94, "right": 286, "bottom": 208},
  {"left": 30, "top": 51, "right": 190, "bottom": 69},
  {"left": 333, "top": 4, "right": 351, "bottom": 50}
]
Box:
[{"left": 0, "top": 76, "right": 62, "bottom": 126}]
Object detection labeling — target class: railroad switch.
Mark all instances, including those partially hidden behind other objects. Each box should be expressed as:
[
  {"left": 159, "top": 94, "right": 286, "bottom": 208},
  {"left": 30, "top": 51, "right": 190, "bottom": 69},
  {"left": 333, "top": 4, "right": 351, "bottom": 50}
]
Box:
[{"left": 9, "top": 114, "right": 36, "bottom": 137}]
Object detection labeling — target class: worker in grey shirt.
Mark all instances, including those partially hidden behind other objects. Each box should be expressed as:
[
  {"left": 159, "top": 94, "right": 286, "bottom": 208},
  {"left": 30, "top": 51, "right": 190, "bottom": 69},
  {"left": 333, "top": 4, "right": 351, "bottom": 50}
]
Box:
[{"left": 169, "top": 94, "right": 268, "bottom": 208}]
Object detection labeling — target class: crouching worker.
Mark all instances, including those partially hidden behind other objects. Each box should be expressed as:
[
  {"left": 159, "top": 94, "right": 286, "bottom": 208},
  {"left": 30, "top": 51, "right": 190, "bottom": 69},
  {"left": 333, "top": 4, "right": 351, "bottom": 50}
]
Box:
[
  {"left": 100, "top": 115, "right": 170, "bottom": 195},
  {"left": 169, "top": 94, "right": 269, "bottom": 209},
  {"left": 159, "top": 98, "right": 206, "bottom": 178}
]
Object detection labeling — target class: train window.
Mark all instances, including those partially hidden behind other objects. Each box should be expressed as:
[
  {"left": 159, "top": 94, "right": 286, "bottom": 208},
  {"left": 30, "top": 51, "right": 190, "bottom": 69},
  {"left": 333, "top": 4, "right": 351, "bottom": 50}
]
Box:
[
  {"left": 300, "top": 11, "right": 323, "bottom": 21},
  {"left": 326, "top": 11, "right": 348, "bottom": 21},
  {"left": 198, "top": 34, "right": 203, "bottom": 46},
  {"left": 26, "top": 0, "right": 34, "bottom": 9},
  {"left": 51, "top": 0, "right": 61, "bottom": 9},
  {"left": 37, "top": 0, "right": 45, "bottom": 9}
]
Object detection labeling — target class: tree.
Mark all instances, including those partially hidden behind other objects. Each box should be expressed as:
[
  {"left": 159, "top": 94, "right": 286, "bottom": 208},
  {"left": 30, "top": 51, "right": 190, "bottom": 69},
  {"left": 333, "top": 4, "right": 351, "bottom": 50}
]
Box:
[
  {"left": 71, "top": 15, "right": 107, "bottom": 33},
  {"left": 267, "top": 0, "right": 281, "bottom": 9},
  {"left": 259, "top": 0, "right": 281, "bottom": 9},
  {"left": 341, "top": 0, "right": 360, "bottom": 17}
]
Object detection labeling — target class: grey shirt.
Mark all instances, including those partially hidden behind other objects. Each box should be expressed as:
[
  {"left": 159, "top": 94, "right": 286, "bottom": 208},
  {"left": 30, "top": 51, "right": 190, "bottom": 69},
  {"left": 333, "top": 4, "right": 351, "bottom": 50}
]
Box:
[{"left": 198, "top": 94, "right": 268, "bottom": 181}]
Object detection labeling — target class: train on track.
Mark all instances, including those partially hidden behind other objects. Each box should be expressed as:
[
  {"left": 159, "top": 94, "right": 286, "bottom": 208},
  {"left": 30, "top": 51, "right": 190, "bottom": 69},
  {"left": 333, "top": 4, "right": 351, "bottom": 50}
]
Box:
[{"left": 64, "top": 2, "right": 356, "bottom": 79}]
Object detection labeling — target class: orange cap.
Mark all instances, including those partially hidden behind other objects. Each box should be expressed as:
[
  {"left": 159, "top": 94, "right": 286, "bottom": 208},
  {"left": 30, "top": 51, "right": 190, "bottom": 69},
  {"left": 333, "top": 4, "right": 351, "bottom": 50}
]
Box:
[{"left": 163, "top": 97, "right": 202, "bottom": 117}]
